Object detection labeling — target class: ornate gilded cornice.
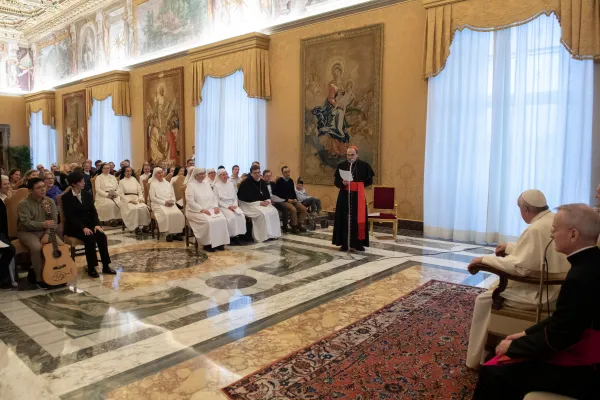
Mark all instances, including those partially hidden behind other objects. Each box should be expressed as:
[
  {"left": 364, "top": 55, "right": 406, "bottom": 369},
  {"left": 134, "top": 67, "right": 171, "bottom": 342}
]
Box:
[
  {"left": 188, "top": 32, "right": 270, "bottom": 63},
  {"left": 23, "top": 90, "right": 55, "bottom": 103},
  {"left": 82, "top": 70, "right": 130, "bottom": 87}
]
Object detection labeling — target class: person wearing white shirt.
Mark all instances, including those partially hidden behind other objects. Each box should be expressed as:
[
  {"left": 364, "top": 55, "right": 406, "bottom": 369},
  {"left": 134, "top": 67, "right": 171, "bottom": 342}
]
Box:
[
  {"left": 185, "top": 168, "right": 230, "bottom": 252},
  {"left": 214, "top": 168, "right": 246, "bottom": 245},
  {"left": 95, "top": 163, "right": 121, "bottom": 224},
  {"left": 228, "top": 165, "right": 241, "bottom": 192},
  {"left": 466, "top": 189, "right": 571, "bottom": 369},
  {"left": 139, "top": 163, "right": 152, "bottom": 184},
  {"left": 118, "top": 167, "right": 150, "bottom": 235},
  {"left": 149, "top": 167, "right": 185, "bottom": 242},
  {"left": 204, "top": 168, "right": 217, "bottom": 189}
]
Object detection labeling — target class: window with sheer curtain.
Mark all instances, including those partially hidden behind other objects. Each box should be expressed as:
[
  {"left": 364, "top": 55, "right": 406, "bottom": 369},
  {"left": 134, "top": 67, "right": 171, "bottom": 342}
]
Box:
[
  {"left": 29, "top": 110, "right": 57, "bottom": 168},
  {"left": 423, "top": 14, "right": 594, "bottom": 244},
  {"left": 195, "top": 70, "right": 266, "bottom": 171},
  {"left": 88, "top": 96, "right": 132, "bottom": 165}
]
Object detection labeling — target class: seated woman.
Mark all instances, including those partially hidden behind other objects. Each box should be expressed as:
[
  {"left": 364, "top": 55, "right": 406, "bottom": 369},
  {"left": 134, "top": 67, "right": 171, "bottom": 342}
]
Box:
[
  {"left": 8, "top": 169, "right": 21, "bottom": 190},
  {"left": 185, "top": 168, "right": 230, "bottom": 252},
  {"left": 1, "top": 175, "right": 13, "bottom": 201},
  {"left": 118, "top": 167, "right": 150, "bottom": 235},
  {"left": 149, "top": 167, "right": 185, "bottom": 242},
  {"left": 139, "top": 163, "right": 152, "bottom": 183},
  {"left": 18, "top": 169, "right": 39, "bottom": 189},
  {"left": 42, "top": 171, "right": 62, "bottom": 205},
  {"left": 170, "top": 166, "right": 186, "bottom": 186},
  {"left": 62, "top": 172, "right": 116, "bottom": 278},
  {"left": 95, "top": 163, "right": 121, "bottom": 226}
]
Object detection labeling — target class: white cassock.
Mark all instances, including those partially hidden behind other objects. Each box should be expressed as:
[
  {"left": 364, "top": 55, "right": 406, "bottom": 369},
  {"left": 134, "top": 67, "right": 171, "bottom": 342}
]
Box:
[
  {"left": 149, "top": 180, "right": 185, "bottom": 234},
  {"left": 214, "top": 180, "right": 246, "bottom": 236},
  {"left": 185, "top": 180, "right": 230, "bottom": 247},
  {"left": 118, "top": 177, "right": 150, "bottom": 231},
  {"left": 239, "top": 201, "right": 281, "bottom": 242},
  {"left": 466, "top": 210, "right": 571, "bottom": 368},
  {"left": 204, "top": 177, "right": 216, "bottom": 189},
  {"left": 229, "top": 177, "right": 241, "bottom": 192},
  {"left": 139, "top": 173, "right": 150, "bottom": 184},
  {"left": 95, "top": 173, "right": 121, "bottom": 221}
]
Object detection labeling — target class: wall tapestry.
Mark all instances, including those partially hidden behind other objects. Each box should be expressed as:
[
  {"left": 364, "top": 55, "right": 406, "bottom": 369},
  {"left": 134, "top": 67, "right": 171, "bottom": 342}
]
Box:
[
  {"left": 300, "top": 24, "right": 382, "bottom": 185},
  {"left": 63, "top": 90, "right": 88, "bottom": 164},
  {"left": 133, "top": 0, "right": 208, "bottom": 56},
  {"left": 143, "top": 67, "right": 185, "bottom": 166}
]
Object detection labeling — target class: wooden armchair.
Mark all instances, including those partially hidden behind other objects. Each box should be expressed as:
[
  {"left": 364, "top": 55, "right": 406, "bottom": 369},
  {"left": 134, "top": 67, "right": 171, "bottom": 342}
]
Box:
[
  {"left": 368, "top": 186, "right": 398, "bottom": 238},
  {"left": 468, "top": 263, "right": 566, "bottom": 339},
  {"left": 5, "top": 188, "right": 31, "bottom": 255},
  {"left": 143, "top": 179, "right": 160, "bottom": 240}
]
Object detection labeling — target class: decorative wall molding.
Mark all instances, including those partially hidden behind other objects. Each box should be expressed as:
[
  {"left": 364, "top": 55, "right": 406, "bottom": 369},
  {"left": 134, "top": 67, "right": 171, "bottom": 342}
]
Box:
[{"left": 188, "top": 33, "right": 270, "bottom": 63}]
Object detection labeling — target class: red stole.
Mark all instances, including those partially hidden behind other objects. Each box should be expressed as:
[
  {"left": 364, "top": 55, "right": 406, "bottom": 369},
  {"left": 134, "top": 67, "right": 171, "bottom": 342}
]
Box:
[{"left": 346, "top": 182, "right": 366, "bottom": 240}]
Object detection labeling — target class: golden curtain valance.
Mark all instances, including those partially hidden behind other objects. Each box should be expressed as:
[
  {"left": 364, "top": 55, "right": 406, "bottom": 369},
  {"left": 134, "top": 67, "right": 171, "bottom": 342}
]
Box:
[
  {"left": 83, "top": 71, "right": 131, "bottom": 119},
  {"left": 423, "top": 0, "right": 600, "bottom": 78},
  {"left": 24, "top": 91, "right": 55, "bottom": 128},
  {"left": 189, "top": 33, "right": 271, "bottom": 106}
]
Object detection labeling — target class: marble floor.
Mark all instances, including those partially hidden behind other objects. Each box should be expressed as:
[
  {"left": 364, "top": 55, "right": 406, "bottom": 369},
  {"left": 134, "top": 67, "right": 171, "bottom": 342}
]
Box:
[{"left": 0, "top": 225, "right": 497, "bottom": 399}]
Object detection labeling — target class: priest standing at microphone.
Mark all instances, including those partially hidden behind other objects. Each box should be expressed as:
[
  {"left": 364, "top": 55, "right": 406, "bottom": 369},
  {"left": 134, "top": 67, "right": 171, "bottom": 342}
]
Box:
[{"left": 332, "top": 146, "right": 375, "bottom": 251}]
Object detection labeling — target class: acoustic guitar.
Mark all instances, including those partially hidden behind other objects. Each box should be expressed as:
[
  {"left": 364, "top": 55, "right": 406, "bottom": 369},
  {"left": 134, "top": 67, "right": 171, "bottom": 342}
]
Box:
[{"left": 41, "top": 200, "right": 78, "bottom": 286}]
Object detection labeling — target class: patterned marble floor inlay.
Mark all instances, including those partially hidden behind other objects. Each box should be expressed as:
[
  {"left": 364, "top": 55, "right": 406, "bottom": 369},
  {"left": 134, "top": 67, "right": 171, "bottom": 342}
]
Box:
[
  {"left": 109, "top": 248, "right": 209, "bottom": 272},
  {"left": 205, "top": 275, "right": 258, "bottom": 290},
  {"left": 0, "top": 227, "right": 498, "bottom": 399}
]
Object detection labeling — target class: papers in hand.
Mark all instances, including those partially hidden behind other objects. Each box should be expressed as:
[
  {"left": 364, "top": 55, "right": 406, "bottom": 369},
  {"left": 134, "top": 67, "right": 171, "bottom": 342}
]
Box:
[
  {"left": 208, "top": 209, "right": 220, "bottom": 218},
  {"left": 339, "top": 169, "right": 353, "bottom": 182},
  {"left": 270, "top": 195, "right": 285, "bottom": 203}
]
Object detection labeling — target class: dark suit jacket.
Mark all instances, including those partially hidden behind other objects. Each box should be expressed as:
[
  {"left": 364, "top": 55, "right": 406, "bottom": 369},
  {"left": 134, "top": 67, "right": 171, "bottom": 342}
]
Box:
[
  {"left": 62, "top": 190, "right": 101, "bottom": 236},
  {"left": 54, "top": 172, "right": 69, "bottom": 190},
  {"left": 0, "top": 198, "right": 8, "bottom": 238},
  {"left": 274, "top": 177, "right": 297, "bottom": 201},
  {"left": 507, "top": 246, "right": 600, "bottom": 360}
]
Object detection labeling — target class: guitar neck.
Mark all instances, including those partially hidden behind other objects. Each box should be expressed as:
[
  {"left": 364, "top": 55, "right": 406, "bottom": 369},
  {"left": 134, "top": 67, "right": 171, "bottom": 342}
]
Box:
[{"left": 44, "top": 200, "right": 58, "bottom": 253}]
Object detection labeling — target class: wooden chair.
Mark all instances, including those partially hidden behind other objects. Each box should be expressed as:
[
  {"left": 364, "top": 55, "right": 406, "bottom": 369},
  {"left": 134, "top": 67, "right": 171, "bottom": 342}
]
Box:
[
  {"left": 5, "top": 188, "right": 31, "bottom": 255},
  {"left": 143, "top": 180, "right": 160, "bottom": 240},
  {"left": 468, "top": 263, "right": 566, "bottom": 343},
  {"left": 165, "top": 172, "right": 173, "bottom": 182},
  {"left": 58, "top": 188, "right": 86, "bottom": 261},
  {"left": 91, "top": 176, "right": 97, "bottom": 199},
  {"left": 368, "top": 186, "right": 398, "bottom": 238},
  {"left": 181, "top": 184, "right": 198, "bottom": 251}
]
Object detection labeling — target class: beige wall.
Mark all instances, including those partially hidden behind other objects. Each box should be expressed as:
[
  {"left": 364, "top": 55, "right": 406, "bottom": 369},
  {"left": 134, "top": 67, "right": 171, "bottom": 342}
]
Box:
[
  {"left": 0, "top": 95, "right": 28, "bottom": 147},
  {"left": 267, "top": 1, "right": 428, "bottom": 220}
]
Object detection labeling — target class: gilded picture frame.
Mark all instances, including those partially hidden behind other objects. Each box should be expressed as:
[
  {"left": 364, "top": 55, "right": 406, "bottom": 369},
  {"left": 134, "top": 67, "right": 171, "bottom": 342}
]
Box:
[{"left": 300, "top": 24, "right": 383, "bottom": 185}]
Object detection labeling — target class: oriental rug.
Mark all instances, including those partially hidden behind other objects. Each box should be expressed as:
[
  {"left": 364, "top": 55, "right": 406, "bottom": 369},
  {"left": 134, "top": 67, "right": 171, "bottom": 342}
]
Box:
[{"left": 222, "top": 280, "right": 484, "bottom": 399}]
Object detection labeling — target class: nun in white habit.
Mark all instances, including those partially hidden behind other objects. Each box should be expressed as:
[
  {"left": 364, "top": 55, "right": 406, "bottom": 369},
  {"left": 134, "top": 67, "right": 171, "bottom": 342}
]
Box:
[
  {"left": 95, "top": 163, "right": 121, "bottom": 222},
  {"left": 149, "top": 167, "right": 185, "bottom": 241},
  {"left": 118, "top": 166, "right": 150, "bottom": 234},
  {"left": 185, "top": 168, "right": 230, "bottom": 251},
  {"left": 465, "top": 189, "right": 571, "bottom": 369},
  {"left": 204, "top": 168, "right": 217, "bottom": 188},
  {"left": 214, "top": 168, "right": 246, "bottom": 243}
]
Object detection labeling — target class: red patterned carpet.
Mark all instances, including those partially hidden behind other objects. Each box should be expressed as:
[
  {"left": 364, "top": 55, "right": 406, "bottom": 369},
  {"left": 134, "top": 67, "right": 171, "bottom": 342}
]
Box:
[{"left": 222, "top": 280, "right": 484, "bottom": 400}]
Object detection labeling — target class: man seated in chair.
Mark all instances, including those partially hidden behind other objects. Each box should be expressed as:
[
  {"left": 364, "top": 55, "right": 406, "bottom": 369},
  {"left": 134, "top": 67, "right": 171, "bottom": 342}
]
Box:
[
  {"left": 17, "top": 178, "right": 62, "bottom": 289},
  {"left": 62, "top": 172, "right": 116, "bottom": 278},
  {"left": 473, "top": 204, "right": 600, "bottom": 400},
  {"left": 466, "top": 189, "right": 571, "bottom": 369}
]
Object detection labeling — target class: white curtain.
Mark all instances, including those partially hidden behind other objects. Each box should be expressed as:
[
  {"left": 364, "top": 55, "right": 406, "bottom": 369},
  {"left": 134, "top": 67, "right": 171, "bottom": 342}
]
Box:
[
  {"left": 29, "top": 110, "right": 56, "bottom": 168},
  {"left": 424, "top": 14, "right": 594, "bottom": 244},
  {"left": 88, "top": 96, "right": 132, "bottom": 166},
  {"left": 195, "top": 70, "right": 266, "bottom": 171}
]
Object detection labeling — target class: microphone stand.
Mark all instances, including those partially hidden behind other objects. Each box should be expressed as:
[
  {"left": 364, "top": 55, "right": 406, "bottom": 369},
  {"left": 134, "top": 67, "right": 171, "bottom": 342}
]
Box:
[{"left": 347, "top": 160, "right": 354, "bottom": 256}]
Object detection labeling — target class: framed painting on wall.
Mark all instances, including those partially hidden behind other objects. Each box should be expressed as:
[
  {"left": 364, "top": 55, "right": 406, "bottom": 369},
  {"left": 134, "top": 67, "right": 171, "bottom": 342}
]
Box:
[
  {"left": 62, "top": 90, "right": 88, "bottom": 164},
  {"left": 300, "top": 24, "right": 383, "bottom": 185},
  {"left": 143, "top": 67, "right": 184, "bottom": 167}
]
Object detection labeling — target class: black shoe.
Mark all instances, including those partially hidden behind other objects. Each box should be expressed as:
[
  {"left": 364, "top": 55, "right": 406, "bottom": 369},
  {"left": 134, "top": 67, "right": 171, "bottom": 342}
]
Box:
[
  {"left": 298, "top": 225, "right": 307, "bottom": 233},
  {"left": 216, "top": 245, "right": 225, "bottom": 251},
  {"left": 88, "top": 269, "right": 100, "bottom": 278},
  {"left": 203, "top": 245, "right": 215, "bottom": 252},
  {"left": 102, "top": 266, "right": 117, "bottom": 275},
  {"left": 173, "top": 233, "right": 184, "bottom": 241},
  {"left": 292, "top": 225, "right": 299, "bottom": 234},
  {"left": 23, "top": 283, "right": 39, "bottom": 291},
  {"left": 142, "top": 226, "right": 150, "bottom": 233},
  {"left": 166, "top": 234, "right": 174, "bottom": 242},
  {"left": 0, "top": 282, "right": 13, "bottom": 290},
  {"left": 355, "top": 245, "right": 366, "bottom": 252},
  {"left": 282, "top": 225, "right": 290, "bottom": 234},
  {"left": 134, "top": 227, "right": 142, "bottom": 235},
  {"left": 231, "top": 237, "right": 240, "bottom": 245},
  {"left": 37, "top": 281, "right": 51, "bottom": 290},
  {"left": 340, "top": 245, "right": 348, "bottom": 252}
]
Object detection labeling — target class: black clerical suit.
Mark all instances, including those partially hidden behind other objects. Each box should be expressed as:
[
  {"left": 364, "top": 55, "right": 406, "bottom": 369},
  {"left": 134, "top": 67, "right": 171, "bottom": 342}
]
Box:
[
  {"left": 473, "top": 246, "right": 600, "bottom": 400},
  {"left": 61, "top": 190, "right": 111, "bottom": 272},
  {"left": 332, "top": 159, "right": 375, "bottom": 249},
  {"left": 0, "top": 197, "right": 15, "bottom": 286}
]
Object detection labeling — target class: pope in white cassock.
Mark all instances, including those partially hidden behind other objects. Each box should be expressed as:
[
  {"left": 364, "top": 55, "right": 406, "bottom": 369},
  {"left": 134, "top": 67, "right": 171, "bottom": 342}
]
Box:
[
  {"left": 237, "top": 165, "right": 281, "bottom": 242},
  {"left": 185, "top": 167, "right": 230, "bottom": 252},
  {"left": 214, "top": 168, "right": 246, "bottom": 245},
  {"left": 149, "top": 167, "right": 185, "bottom": 241},
  {"left": 466, "top": 189, "right": 571, "bottom": 369},
  {"left": 95, "top": 163, "right": 121, "bottom": 222},
  {"left": 118, "top": 166, "right": 150, "bottom": 234}
]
